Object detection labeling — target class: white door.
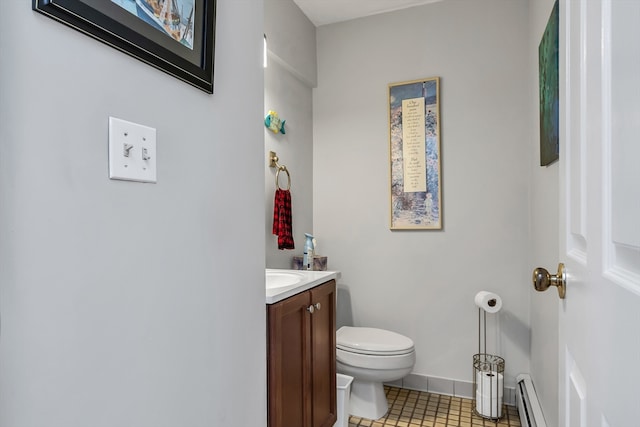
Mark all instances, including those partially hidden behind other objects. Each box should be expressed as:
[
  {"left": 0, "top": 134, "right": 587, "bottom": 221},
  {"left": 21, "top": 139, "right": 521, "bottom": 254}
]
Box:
[{"left": 558, "top": 0, "right": 640, "bottom": 425}]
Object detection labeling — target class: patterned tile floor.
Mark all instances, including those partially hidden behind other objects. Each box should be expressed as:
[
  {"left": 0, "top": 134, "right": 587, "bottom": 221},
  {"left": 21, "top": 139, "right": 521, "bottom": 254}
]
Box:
[{"left": 348, "top": 386, "right": 521, "bottom": 427}]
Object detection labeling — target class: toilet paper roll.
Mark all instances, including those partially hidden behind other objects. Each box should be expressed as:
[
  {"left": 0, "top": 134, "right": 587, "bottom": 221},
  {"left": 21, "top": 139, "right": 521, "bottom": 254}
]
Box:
[
  {"left": 476, "top": 371, "right": 504, "bottom": 398},
  {"left": 474, "top": 291, "right": 502, "bottom": 313},
  {"left": 475, "top": 392, "right": 503, "bottom": 418}
]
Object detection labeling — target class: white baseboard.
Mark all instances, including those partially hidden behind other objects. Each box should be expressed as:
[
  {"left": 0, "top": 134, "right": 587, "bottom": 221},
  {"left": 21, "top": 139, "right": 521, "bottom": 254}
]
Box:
[{"left": 386, "top": 373, "right": 516, "bottom": 406}]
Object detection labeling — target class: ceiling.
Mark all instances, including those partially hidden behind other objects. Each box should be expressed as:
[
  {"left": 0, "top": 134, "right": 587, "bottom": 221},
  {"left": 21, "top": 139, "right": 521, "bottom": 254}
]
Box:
[{"left": 293, "top": 0, "right": 443, "bottom": 26}]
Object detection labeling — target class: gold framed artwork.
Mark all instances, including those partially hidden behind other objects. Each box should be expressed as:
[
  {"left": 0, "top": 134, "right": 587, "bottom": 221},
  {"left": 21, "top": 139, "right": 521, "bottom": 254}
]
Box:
[{"left": 389, "top": 77, "right": 442, "bottom": 230}]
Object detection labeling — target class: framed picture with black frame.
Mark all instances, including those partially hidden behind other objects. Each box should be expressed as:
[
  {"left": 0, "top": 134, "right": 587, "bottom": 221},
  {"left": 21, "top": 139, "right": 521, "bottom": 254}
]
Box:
[{"left": 33, "top": 0, "right": 216, "bottom": 93}]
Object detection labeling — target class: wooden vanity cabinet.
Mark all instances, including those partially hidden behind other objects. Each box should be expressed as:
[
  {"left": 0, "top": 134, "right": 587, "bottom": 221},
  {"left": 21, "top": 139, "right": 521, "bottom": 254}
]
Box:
[{"left": 267, "top": 279, "right": 337, "bottom": 427}]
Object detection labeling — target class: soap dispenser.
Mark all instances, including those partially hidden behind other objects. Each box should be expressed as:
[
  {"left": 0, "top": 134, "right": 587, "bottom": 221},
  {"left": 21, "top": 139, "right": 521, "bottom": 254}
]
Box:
[{"left": 303, "top": 233, "right": 315, "bottom": 270}]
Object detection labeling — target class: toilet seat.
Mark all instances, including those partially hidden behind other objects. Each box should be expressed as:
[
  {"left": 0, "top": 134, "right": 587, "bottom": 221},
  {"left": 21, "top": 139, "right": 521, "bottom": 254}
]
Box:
[
  {"left": 337, "top": 347, "right": 416, "bottom": 371},
  {"left": 337, "top": 326, "right": 415, "bottom": 356}
]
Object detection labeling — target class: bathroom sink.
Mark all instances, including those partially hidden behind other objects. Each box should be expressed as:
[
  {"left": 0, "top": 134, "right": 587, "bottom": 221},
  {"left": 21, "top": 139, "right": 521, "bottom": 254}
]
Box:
[
  {"left": 265, "top": 269, "right": 341, "bottom": 304},
  {"left": 265, "top": 271, "right": 305, "bottom": 289}
]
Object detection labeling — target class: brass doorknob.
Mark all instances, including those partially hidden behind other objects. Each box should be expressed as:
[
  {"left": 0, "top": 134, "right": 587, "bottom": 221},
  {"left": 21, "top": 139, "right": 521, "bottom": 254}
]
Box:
[{"left": 532, "top": 263, "right": 566, "bottom": 299}]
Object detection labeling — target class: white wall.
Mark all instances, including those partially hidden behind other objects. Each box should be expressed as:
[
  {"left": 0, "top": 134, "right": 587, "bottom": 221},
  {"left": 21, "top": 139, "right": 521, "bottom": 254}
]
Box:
[
  {"left": 0, "top": 1, "right": 266, "bottom": 426},
  {"left": 314, "top": 0, "right": 531, "bottom": 389},
  {"left": 528, "top": 0, "right": 560, "bottom": 423},
  {"left": 264, "top": 0, "right": 317, "bottom": 88},
  {"left": 264, "top": 0, "right": 317, "bottom": 268}
]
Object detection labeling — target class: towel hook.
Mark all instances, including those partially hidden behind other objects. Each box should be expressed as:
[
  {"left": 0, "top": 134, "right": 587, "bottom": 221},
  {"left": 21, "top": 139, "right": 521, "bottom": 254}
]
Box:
[{"left": 269, "top": 151, "right": 291, "bottom": 190}]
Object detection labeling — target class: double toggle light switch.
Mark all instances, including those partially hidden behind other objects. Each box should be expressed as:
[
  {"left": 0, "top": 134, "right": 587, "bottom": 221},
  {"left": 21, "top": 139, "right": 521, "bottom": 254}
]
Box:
[{"left": 109, "top": 117, "right": 157, "bottom": 183}]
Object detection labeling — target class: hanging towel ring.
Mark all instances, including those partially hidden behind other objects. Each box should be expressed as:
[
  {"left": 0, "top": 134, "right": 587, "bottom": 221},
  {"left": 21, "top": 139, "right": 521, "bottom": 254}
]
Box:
[
  {"left": 276, "top": 166, "right": 291, "bottom": 190},
  {"left": 269, "top": 151, "right": 292, "bottom": 190}
]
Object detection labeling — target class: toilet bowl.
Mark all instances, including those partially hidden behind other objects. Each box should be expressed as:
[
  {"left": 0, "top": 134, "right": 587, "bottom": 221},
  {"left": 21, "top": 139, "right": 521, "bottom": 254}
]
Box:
[{"left": 336, "top": 326, "right": 415, "bottom": 420}]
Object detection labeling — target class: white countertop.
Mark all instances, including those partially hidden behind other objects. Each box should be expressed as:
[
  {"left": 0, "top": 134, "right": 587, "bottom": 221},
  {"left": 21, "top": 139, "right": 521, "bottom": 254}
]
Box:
[{"left": 265, "top": 269, "right": 341, "bottom": 304}]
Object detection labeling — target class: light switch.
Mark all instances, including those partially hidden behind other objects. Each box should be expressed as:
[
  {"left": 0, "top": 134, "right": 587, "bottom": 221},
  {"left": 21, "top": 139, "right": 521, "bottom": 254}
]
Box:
[{"left": 109, "top": 117, "right": 157, "bottom": 183}]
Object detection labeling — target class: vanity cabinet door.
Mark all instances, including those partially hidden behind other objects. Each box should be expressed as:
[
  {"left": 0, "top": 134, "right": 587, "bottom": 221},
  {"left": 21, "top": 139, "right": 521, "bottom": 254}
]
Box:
[
  {"left": 267, "top": 290, "right": 312, "bottom": 427},
  {"left": 309, "top": 280, "right": 337, "bottom": 427},
  {"left": 267, "top": 279, "right": 337, "bottom": 427}
]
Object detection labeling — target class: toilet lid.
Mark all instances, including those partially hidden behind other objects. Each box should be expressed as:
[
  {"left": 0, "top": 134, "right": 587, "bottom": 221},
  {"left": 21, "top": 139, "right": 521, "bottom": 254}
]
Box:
[{"left": 336, "top": 326, "right": 415, "bottom": 356}]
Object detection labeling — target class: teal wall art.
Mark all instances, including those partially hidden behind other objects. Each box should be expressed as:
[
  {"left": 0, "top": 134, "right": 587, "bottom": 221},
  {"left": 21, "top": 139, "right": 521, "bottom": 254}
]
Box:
[{"left": 538, "top": 0, "right": 559, "bottom": 166}]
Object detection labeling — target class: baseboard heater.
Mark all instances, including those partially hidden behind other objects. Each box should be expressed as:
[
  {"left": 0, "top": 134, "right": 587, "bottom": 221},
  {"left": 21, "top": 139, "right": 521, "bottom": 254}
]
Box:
[{"left": 516, "top": 374, "right": 547, "bottom": 427}]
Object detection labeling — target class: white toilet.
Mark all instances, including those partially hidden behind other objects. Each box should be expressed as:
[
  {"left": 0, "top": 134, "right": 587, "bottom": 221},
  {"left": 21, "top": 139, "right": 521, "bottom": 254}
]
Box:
[{"left": 336, "top": 326, "right": 416, "bottom": 420}]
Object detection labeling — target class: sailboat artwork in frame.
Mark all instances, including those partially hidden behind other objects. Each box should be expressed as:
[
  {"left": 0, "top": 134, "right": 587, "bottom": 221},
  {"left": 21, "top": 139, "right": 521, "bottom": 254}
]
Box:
[
  {"left": 389, "top": 77, "right": 442, "bottom": 230},
  {"left": 33, "top": 0, "right": 216, "bottom": 93}
]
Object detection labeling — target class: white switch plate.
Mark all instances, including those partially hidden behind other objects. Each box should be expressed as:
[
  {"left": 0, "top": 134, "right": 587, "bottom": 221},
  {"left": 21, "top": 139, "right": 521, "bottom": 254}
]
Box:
[{"left": 109, "top": 117, "right": 157, "bottom": 183}]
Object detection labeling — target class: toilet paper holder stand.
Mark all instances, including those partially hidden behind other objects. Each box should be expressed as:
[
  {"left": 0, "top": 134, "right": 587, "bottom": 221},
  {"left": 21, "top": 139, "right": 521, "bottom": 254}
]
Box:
[{"left": 472, "top": 306, "right": 505, "bottom": 420}]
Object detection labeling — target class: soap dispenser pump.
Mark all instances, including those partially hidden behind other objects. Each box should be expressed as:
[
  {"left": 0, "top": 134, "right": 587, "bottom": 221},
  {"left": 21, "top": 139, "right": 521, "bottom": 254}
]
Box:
[{"left": 303, "top": 233, "right": 315, "bottom": 270}]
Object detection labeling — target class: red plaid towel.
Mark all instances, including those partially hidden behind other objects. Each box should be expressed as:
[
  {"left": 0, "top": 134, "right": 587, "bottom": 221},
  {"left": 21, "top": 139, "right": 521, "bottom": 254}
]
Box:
[{"left": 272, "top": 189, "right": 295, "bottom": 250}]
